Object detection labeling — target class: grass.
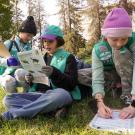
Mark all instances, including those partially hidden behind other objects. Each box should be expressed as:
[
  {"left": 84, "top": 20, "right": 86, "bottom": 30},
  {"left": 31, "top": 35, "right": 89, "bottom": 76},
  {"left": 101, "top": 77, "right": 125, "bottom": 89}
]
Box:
[{"left": 0, "top": 89, "right": 125, "bottom": 135}]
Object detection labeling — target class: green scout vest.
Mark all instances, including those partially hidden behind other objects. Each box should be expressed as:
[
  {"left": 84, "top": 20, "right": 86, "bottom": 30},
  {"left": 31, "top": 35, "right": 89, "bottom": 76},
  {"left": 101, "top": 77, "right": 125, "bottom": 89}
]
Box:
[
  {"left": 0, "top": 36, "right": 32, "bottom": 75},
  {"left": 94, "top": 32, "right": 135, "bottom": 71},
  {"left": 50, "top": 48, "right": 81, "bottom": 100}
]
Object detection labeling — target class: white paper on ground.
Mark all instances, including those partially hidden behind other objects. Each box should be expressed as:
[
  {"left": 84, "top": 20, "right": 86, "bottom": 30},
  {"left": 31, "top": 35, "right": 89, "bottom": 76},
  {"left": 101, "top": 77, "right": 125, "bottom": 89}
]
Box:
[
  {"left": 17, "top": 49, "right": 49, "bottom": 86},
  {"left": 89, "top": 111, "right": 135, "bottom": 133}
]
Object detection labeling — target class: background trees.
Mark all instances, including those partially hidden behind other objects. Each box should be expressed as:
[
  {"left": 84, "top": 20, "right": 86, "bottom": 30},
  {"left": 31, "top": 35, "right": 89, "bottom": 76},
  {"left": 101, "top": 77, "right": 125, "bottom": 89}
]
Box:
[
  {"left": 1, "top": 0, "right": 135, "bottom": 62},
  {"left": 0, "top": 0, "right": 13, "bottom": 40}
]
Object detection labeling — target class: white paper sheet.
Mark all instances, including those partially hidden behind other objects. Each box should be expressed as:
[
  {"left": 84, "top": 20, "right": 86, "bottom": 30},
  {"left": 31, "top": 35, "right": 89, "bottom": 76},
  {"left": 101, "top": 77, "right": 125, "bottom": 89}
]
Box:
[
  {"left": 89, "top": 111, "right": 135, "bottom": 133},
  {"left": 17, "top": 49, "right": 49, "bottom": 86}
]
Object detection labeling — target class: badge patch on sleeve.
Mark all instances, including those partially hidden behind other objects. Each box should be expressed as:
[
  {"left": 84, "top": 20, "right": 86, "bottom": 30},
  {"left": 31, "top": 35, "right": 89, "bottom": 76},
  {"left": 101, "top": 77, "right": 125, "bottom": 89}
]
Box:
[
  {"left": 98, "top": 45, "right": 112, "bottom": 61},
  {"left": 99, "top": 46, "right": 108, "bottom": 52}
]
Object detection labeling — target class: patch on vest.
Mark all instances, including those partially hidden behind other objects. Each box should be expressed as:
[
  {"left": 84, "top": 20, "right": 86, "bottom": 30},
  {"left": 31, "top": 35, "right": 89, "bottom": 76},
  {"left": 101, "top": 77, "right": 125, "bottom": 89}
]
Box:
[
  {"left": 99, "top": 46, "right": 112, "bottom": 61},
  {"left": 56, "top": 56, "right": 65, "bottom": 63},
  {"left": 99, "top": 46, "right": 108, "bottom": 52},
  {"left": 100, "top": 51, "right": 112, "bottom": 61}
]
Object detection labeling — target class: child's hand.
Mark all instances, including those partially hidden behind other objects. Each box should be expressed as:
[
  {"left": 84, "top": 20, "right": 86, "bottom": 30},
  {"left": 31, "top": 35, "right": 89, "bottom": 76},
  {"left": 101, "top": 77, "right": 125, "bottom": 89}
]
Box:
[
  {"left": 25, "top": 73, "right": 34, "bottom": 83},
  {"left": 97, "top": 102, "right": 112, "bottom": 119},
  {"left": 41, "top": 66, "right": 53, "bottom": 77},
  {"left": 7, "top": 57, "right": 20, "bottom": 67},
  {"left": 120, "top": 105, "right": 135, "bottom": 119}
]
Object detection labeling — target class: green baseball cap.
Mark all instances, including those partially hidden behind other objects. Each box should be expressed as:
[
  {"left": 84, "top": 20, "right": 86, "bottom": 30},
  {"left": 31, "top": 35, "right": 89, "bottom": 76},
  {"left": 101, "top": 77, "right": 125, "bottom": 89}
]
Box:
[{"left": 40, "top": 25, "right": 64, "bottom": 40}]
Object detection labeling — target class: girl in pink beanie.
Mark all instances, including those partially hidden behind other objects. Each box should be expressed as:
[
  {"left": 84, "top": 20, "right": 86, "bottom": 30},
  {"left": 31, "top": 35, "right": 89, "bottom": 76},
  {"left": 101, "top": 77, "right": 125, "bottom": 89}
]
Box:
[{"left": 92, "top": 8, "right": 135, "bottom": 119}]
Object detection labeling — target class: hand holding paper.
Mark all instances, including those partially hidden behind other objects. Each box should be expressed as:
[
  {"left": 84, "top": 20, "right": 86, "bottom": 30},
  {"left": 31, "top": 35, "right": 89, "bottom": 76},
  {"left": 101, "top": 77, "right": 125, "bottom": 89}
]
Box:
[
  {"left": 120, "top": 105, "right": 135, "bottom": 119},
  {"left": 97, "top": 101, "right": 112, "bottom": 119},
  {"left": 7, "top": 57, "right": 20, "bottom": 67},
  {"left": 17, "top": 49, "right": 49, "bottom": 86},
  {"left": 25, "top": 73, "right": 34, "bottom": 83},
  {"left": 41, "top": 66, "right": 53, "bottom": 77}
]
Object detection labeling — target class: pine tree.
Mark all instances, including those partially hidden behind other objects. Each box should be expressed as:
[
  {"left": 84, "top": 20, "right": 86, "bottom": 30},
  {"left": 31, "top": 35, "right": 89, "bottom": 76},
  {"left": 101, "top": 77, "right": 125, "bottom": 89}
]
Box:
[
  {"left": 77, "top": 0, "right": 115, "bottom": 60},
  {"left": 26, "top": 0, "right": 47, "bottom": 35},
  {"left": 59, "top": 0, "right": 86, "bottom": 55},
  {"left": 10, "top": 0, "right": 24, "bottom": 33},
  {"left": 119, "top": 0, "right": 132, "bottom": 15},
  {"left": 0, "top": 0, "right": 13, "bottom": 40}
]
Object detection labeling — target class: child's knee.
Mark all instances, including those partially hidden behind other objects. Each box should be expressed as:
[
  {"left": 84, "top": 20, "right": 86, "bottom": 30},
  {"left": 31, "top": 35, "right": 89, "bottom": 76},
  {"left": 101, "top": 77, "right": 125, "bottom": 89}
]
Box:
[
  {"left": 14, "top": 68, "right": 28, "bottom": 82},
  {"left": 1, "top": 75, "right": 16, "bottom": 93},
  {"left": 53, "top": 88, "right": 72, "bottom": 104}
]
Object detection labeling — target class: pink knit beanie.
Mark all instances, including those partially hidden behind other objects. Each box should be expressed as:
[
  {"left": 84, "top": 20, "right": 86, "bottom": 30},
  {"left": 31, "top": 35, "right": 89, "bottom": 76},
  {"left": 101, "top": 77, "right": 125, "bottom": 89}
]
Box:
[{"left": 101, "top": 8, "right": 132, "bottom": 37}]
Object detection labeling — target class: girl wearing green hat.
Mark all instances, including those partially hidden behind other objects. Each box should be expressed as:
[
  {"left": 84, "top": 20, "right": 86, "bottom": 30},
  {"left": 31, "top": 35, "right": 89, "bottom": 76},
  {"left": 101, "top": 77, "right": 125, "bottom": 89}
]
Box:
[{"left": 1, "top": 25, "right": 86, "bottom": 120}]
